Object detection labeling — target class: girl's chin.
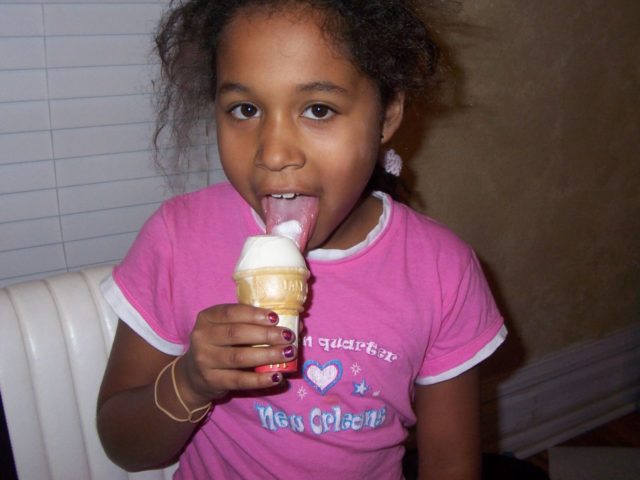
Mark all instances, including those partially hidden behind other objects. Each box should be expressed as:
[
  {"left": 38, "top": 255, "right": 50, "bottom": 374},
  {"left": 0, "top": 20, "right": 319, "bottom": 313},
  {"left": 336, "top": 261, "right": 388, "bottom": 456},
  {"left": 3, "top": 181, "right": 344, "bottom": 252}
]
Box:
[
  {"left": 304, "top": 228, "right": 330, "bottom": 252},
  {"left": 303, "top": 233, "right": 323, "bottom": 252},
  {"left": 307, "top": 227, "right": 349, "bottom": 252}
]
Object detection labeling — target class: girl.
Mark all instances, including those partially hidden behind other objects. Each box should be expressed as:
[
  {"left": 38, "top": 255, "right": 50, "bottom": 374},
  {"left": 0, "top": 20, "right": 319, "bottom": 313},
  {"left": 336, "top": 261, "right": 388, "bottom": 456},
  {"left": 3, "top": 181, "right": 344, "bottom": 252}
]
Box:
[{"left": 97, "top": 1, "right": 507, "bottom": 479}]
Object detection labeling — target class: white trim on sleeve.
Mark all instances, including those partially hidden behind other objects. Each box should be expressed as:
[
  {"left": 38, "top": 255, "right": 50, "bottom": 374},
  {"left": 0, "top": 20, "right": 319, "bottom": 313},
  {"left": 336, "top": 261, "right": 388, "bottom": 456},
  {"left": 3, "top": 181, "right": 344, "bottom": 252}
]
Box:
[
  {"left": 100, "top": 273, "right": 185, "bottom": 356},
  {"left": 415, "top": 325, "right": 508, "bottom": 385}
]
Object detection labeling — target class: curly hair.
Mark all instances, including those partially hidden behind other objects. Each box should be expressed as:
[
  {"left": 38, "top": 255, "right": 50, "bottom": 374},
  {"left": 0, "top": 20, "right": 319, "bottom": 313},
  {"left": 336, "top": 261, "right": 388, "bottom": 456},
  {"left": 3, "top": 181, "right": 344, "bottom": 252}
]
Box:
[{"left": 153, "top": 0, "right": 440, "bottom": 193}]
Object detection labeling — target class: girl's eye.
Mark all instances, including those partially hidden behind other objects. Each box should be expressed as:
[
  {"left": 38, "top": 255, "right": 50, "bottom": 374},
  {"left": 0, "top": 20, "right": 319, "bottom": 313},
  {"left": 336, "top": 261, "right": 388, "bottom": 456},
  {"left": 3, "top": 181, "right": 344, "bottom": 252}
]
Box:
[
  {"left": 302, "top": 104, "right": 335, "bottom": 120},
  {"left": 230, "top": 103, "right": 260, "bottom": 120}
]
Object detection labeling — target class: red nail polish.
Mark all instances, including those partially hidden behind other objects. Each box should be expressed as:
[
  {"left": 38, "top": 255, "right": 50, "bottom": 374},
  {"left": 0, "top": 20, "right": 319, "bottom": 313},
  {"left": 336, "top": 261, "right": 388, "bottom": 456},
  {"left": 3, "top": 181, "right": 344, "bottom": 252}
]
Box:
[
  {"left": 268, "top": 312, "right": 279, "bottom": 324},
  {"left": 282, "top": 329, "right": 294, "bottom": 342},
  {"left": 272, "top": 373, "right": 282, "bottom": 383},
  {"left": 283, "top": 346, "right": 295, "bottom": 359}
]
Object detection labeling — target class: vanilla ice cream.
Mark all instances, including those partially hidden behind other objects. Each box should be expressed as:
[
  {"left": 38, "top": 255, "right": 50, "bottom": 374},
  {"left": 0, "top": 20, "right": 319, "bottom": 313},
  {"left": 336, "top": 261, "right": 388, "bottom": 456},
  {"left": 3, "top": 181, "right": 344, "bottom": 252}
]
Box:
[{"left": 235, "top": 235, "right": 306, "bottom": 271}]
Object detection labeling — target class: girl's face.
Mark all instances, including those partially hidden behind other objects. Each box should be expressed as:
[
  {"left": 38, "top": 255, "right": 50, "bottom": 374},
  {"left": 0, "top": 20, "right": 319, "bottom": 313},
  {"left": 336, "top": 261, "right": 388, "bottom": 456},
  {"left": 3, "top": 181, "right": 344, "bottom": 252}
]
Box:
[{"left": 215, "top": 7, "right": 403, "bottom": 250}]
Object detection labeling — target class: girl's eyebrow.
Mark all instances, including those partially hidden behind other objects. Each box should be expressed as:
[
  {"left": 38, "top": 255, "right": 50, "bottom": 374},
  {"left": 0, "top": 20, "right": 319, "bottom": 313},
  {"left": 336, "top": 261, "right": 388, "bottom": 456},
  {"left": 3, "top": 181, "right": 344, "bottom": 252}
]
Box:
[
  {"left": 298, "top": 81, "right": 349, "bottom": 96},
  {"left": 217, "top": 81, "right": 349, "bottom": 96},
  {"left": 217, "top": 82, "right": 250, "bottom": 95}
]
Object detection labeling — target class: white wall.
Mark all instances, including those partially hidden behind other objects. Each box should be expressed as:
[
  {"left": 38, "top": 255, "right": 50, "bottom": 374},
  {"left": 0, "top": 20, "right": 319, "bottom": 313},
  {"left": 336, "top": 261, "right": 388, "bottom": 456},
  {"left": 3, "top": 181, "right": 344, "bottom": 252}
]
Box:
[{"left": 0, "top": 1, "right": 222, "bottom": 287}]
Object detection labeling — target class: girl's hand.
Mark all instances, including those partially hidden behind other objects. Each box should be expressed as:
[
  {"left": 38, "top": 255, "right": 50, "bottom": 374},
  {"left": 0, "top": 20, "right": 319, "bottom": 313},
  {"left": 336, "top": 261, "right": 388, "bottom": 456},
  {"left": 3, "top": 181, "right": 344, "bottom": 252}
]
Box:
[{"left": 176, "top": 304, "right": 297, "bottom": 406}]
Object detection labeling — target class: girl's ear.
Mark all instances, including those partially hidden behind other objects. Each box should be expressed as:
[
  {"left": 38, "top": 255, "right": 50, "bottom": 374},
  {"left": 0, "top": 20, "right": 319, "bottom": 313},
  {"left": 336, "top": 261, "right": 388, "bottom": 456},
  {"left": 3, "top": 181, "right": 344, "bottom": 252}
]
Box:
[{"left": 381, "top": 91, "right": 405, "bottom": 144}]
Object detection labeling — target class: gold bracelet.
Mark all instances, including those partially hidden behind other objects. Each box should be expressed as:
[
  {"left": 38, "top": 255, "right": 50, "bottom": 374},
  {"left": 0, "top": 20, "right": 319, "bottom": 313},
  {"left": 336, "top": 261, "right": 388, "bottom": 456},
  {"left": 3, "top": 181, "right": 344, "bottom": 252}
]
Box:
[{"left": 154, "top": 355, "right": 212, "bottom": 423}]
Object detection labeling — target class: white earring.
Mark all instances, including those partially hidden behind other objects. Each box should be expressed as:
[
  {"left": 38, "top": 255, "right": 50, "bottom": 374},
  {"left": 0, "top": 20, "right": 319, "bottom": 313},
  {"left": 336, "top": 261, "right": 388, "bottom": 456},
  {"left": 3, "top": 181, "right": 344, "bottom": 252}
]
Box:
[{"left": 383, "top": 149, "right": 402, "bottom": 176}]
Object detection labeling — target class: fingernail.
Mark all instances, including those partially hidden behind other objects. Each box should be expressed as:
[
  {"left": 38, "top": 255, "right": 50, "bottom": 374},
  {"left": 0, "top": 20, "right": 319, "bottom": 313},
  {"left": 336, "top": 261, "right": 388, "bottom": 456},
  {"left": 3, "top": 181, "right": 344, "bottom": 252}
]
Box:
[
  {"left": 272, "top": 373, "right": 282, "bottom": 383},
  {"left": 283, "top": 346, "right": 295, "bottom": 359},
  {"left": 268, "top": 312, "right": 279, "bottom": 324},
  {"left": 282, "top": 329, "right": 295, "bottom": 342}
]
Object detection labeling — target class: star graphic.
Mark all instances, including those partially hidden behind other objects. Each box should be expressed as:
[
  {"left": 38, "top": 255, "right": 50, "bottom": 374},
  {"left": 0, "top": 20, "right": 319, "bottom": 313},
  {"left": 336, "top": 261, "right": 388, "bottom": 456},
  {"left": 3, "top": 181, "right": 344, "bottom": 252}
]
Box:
[
  {"left": 350, "top": 362, "right": 362, "bottom": 375},
  {"left": 297, "top": 386, "right": 308, "bottom": 400},
  {"left": 352, "top": 379, "right": 370, "bottom": 396}
]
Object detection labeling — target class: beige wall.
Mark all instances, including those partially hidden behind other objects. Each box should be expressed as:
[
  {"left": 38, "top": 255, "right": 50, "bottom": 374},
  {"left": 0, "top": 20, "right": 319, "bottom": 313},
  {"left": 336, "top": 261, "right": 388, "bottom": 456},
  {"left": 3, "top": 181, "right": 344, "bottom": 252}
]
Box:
[{"left": 394, "top": 0, "right": 640, "bottom": 373}]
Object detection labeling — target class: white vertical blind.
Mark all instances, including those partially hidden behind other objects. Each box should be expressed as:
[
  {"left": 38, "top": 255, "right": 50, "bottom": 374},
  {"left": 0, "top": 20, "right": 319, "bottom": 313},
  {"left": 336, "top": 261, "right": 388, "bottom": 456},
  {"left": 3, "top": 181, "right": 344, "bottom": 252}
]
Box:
[{"left": 0, "top": 1, "right": 223, "bottom": 287}]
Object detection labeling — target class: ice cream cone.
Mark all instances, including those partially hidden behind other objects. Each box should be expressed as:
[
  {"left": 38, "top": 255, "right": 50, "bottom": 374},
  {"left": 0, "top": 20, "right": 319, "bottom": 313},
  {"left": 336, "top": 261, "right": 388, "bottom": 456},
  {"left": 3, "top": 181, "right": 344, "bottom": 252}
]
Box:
[
  {"left": 234, "top": 266, "right": 309, "bottom": 373},
  {"left": 234, "top": 235, "right": 310, "bottom": 373},
  {"left": 234, "top": 266, "right": 309, "bottom": 312}
]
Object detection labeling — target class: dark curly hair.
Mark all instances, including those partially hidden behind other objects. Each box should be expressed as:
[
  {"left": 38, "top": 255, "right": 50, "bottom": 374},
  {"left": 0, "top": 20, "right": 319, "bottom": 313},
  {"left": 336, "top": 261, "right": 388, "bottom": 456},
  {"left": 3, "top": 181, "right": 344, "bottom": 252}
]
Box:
[{"left": 153, "top": 0, "right": 440, "bottom": 195}]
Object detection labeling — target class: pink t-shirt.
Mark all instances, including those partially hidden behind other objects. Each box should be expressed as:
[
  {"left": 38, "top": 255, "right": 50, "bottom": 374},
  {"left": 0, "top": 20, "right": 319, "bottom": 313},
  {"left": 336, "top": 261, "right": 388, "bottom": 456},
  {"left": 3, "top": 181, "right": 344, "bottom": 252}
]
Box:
[{"left": 102, "top": 182, "right": 506, "bottom": 479}]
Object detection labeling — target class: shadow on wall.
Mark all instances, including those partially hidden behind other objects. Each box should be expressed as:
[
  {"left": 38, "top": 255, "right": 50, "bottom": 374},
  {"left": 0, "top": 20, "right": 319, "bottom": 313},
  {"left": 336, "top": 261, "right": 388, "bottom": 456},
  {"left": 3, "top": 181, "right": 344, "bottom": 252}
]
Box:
[
  {"left": 389, "top": 4, "right": 485, "bottom": 209},
  {"left": 389, "top": 9, "right": 529, "bottom": 451},
  {"left": 390, "top": 8, "right": 528, "bottom": 377}
]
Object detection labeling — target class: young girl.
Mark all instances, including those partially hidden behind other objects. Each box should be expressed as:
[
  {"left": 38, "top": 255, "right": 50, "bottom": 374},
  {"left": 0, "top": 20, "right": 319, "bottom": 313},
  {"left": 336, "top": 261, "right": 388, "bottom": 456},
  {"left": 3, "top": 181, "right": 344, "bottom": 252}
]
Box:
[{"left": 97, "top": 1, "right": 506, "bottom": 479}]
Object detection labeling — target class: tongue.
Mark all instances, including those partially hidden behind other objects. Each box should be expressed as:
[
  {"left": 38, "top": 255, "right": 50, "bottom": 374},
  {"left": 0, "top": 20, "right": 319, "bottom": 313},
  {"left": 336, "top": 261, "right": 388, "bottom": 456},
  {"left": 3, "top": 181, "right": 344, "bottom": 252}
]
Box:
[{"left": 262, "top": 195, "right": 319, "bottom": 251}]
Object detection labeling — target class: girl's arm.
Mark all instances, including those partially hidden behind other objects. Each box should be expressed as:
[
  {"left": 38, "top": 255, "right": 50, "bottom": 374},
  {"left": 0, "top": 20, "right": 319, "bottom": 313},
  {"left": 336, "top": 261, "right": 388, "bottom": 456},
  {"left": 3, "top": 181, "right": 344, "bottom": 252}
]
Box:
[
  {"left": 97, "top": 304, "right": 295, "bottom": 471},
  {"left": 97, "top": 321, "right": 194, "bottom": 471},
  {"left": 414, "top": 367, "right": 481, "bottom": 480}
]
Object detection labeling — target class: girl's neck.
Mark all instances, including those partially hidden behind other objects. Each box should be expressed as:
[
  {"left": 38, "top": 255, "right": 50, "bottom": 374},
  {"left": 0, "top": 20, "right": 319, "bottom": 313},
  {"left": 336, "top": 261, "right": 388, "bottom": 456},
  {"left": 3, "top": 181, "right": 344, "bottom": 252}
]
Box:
[{"left": 319, "top": 193, "right": 382, "bottom": 251}]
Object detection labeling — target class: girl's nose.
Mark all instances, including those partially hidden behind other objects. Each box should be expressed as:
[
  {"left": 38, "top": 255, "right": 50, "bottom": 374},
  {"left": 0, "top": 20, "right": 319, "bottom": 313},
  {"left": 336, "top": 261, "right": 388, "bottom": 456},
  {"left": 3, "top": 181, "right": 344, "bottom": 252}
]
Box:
[{"left": 255, "top": 117, "right": 305, "bottom": 171}]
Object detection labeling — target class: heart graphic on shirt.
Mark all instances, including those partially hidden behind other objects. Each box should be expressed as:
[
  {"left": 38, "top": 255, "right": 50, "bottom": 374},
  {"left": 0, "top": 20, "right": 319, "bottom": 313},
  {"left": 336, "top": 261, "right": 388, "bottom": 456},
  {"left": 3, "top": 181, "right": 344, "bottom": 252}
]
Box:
[{"left": 303, "top": 360, "right": 343, "bottom": 395}]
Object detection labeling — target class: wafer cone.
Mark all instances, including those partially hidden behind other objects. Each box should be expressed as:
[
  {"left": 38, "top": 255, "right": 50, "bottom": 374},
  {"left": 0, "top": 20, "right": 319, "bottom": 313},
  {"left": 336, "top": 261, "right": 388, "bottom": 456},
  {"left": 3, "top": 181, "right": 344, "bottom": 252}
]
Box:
[{"left": 234, "top": 266, "right": 309, "bottom": 373}]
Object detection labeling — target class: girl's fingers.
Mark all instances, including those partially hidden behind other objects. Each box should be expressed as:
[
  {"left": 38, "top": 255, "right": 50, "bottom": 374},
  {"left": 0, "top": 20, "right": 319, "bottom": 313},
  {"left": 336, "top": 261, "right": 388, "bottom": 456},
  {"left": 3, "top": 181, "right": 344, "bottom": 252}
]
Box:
[
  {"left": 186, "top": 304, "right": 297, "bottom": 395},
  {"left": 210, "top": 369, "right": 286, "bottom": 391},
  {"left": 194, "top": 321, "right": 295, "bottom": 348},
  {"left": 194, "top": 305, "right": 294, "bottom": 348},
  {"left": 175, "top": 351, "right": 288, "bottom": 403},
  {"left": 184, "top": 345, "right": 294, "bottom": 397},
  {"left": 213, "top": 344, "right": 297, "bottom": 370},
  {"left": 199, "top": 304, "right": 277, "bottom": 325}
]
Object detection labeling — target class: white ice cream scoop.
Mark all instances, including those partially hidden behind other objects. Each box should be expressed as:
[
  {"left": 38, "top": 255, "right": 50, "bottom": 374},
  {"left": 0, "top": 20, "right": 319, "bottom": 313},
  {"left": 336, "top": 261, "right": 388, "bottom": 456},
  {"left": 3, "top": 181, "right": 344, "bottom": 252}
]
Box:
[{"left": 235, "top": 235, "right": 306, "bottom": 272}]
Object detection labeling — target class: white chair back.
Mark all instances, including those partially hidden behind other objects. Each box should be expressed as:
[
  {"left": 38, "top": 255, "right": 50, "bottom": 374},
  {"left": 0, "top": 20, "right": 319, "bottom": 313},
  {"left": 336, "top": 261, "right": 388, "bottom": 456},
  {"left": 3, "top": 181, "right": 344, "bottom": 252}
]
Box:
[{"left": 0, "top": 266, "right": 177, "bottom": 480}]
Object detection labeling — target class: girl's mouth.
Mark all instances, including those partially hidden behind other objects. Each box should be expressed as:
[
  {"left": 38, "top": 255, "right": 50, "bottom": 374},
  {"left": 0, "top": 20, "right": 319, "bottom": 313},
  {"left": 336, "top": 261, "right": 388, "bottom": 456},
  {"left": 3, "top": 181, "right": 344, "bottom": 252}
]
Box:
[
  {"left": 269, "top": 193, "right": 298, "bottom": 199},
  {"left": 261, "top": 193, "right": 319, "bottom": 251}
]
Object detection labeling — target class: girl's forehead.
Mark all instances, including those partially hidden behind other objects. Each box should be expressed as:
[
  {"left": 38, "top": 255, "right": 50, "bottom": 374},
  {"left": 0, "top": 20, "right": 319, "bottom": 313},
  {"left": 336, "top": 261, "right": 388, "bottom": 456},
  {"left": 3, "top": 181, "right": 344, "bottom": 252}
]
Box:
[
  {"left": 215, "top": 7, "right": 378, "bottom": 101},
  {"left": 219, "top": 4, "right": 347, "bottom": 60}
]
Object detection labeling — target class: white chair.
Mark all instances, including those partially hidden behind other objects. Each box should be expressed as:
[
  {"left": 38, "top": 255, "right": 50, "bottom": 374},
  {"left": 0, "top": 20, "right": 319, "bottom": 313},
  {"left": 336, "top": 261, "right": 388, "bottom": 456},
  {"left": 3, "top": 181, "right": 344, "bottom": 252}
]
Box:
[{"left": 0, "top": 266, "right": 177, "bottom": 480}]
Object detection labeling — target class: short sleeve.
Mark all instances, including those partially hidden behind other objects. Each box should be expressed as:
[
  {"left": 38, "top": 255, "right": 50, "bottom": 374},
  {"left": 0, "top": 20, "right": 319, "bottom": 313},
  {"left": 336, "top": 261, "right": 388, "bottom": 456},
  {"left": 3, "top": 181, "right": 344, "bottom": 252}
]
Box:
[
  {"left": 100, "top": 202, "right": 185, "bottom": 355},
  {"left": 416, "top": 251, "right": 506, "bottom": 385}
]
